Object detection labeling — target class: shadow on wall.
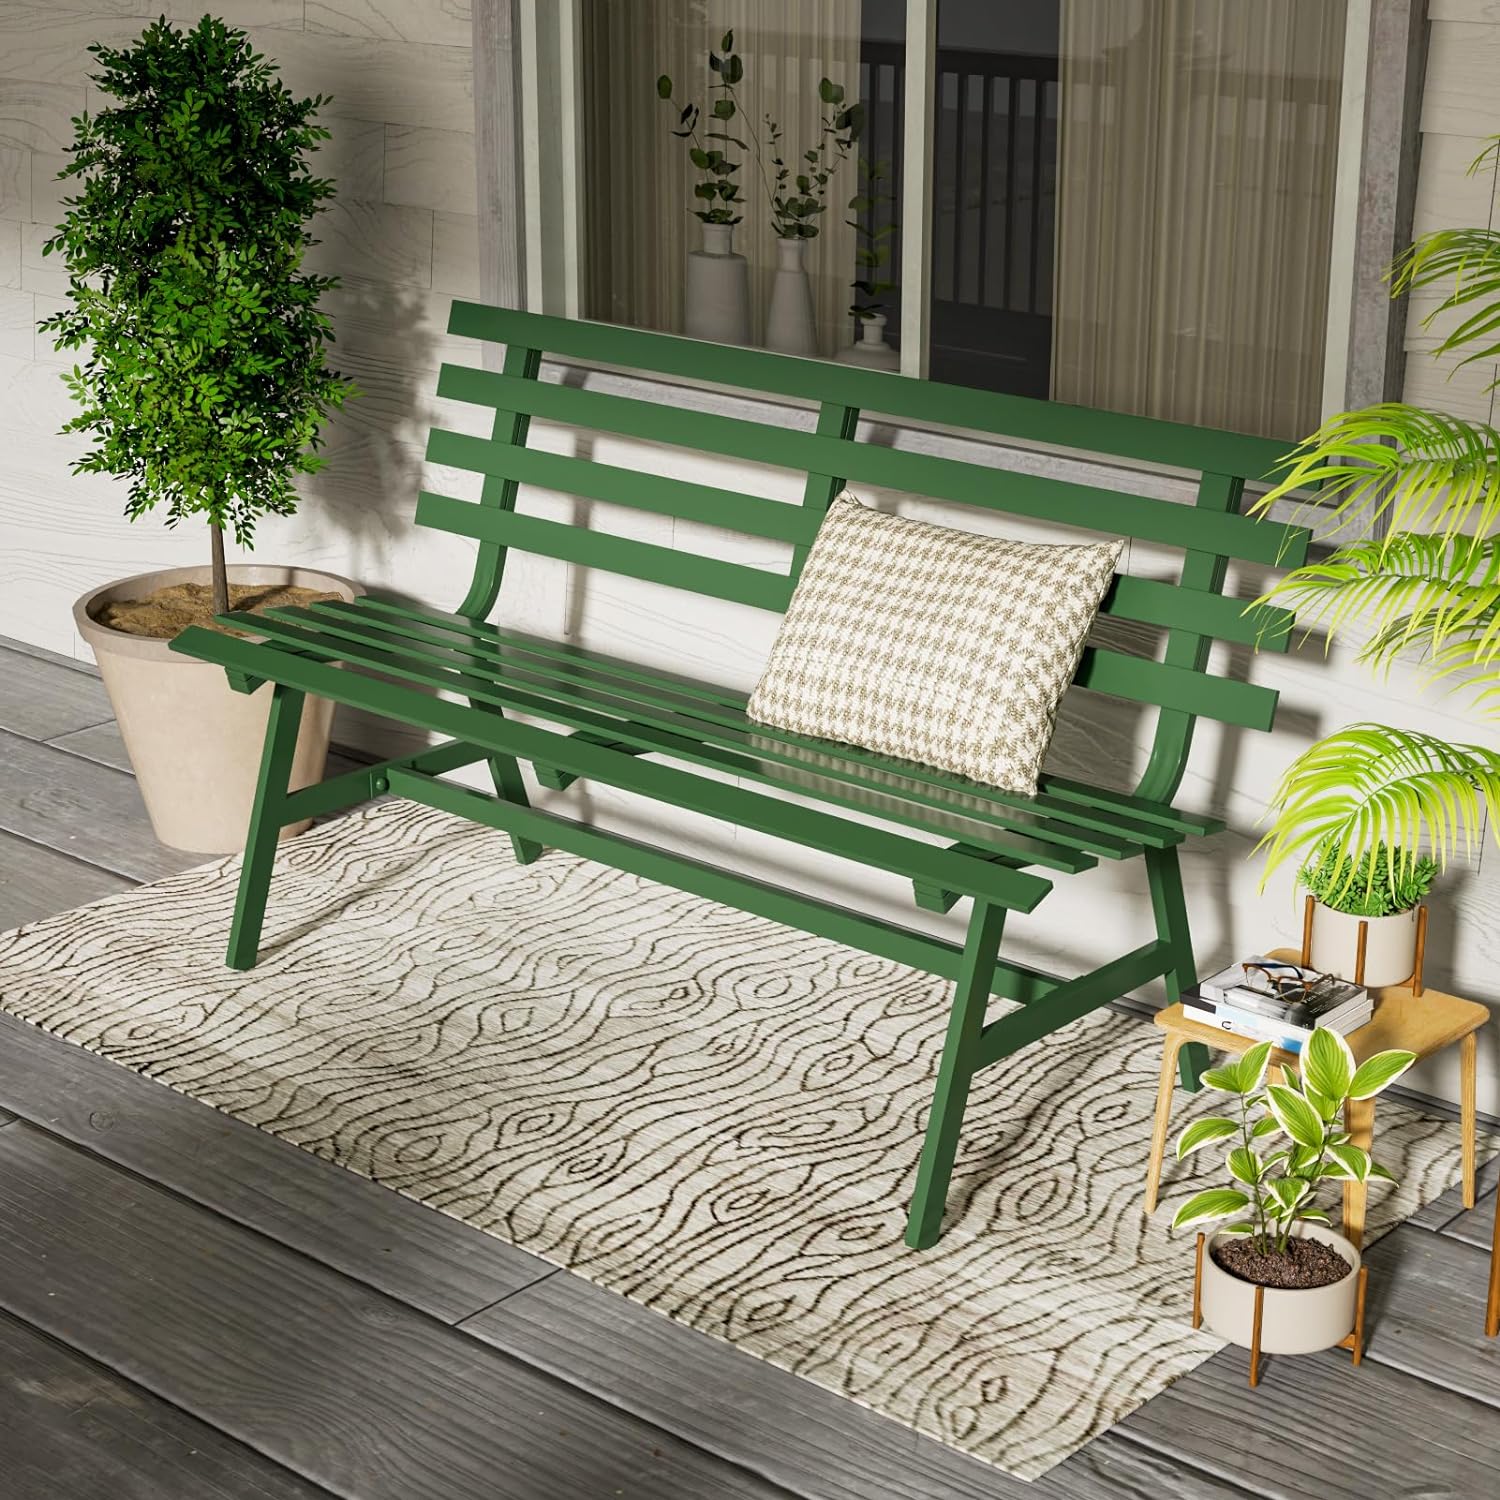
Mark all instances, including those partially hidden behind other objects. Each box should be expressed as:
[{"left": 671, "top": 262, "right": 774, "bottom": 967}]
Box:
[{"left": 298, "top": 281, "right": 439, "bottom": 588}]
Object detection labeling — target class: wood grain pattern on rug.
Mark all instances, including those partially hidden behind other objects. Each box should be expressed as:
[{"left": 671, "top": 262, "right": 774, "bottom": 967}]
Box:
[{"left": 0, "top": 799, "right": 1487, "bottom": 1482}]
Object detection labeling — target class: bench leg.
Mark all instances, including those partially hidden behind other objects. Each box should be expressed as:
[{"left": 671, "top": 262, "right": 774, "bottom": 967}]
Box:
[
  {"left": 226, "top": 683, "right": 305, "bottom": 971},
  {"left": 1144, "top": 845, "right": 1208, "bottom": 1093},
  {"left": 485, "top": 752, "right": 544, "bottom": 866},
  {"left": 905, "top": 899, "right": 1008, "bottom": 1250}
]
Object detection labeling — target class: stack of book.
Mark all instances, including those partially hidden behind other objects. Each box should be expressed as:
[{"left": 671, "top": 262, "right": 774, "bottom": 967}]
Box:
[{"left": 1182, "top": 957, "right": 1371, "bottom": 1054}]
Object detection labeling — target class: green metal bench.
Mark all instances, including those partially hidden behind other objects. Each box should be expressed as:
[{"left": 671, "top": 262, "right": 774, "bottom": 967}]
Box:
[{"left": 173, "top": 304, "right": 1307, "bottom": 1250}]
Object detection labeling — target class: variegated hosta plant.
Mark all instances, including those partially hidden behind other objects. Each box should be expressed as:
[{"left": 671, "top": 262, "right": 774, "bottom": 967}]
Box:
[
  {"left": 1253, "top": 138, "right": 1500, "bottom": 904},
  {"left": 1171, "top": 1032, "right": 1416, "bottom": 1258}
]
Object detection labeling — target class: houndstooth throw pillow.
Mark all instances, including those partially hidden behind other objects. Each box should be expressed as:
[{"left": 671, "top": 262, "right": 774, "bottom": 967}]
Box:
[{"left": 747, "top": 494, "right": 1123, "bottom": 794}]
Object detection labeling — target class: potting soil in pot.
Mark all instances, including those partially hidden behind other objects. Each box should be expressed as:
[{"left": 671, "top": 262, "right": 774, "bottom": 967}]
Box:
[
  {"left": 96, "top": 582, "right": 338, "bottom": 639},
  {"left": 1212, "top": 1236, "right": 1351, "bottom": 1289}
]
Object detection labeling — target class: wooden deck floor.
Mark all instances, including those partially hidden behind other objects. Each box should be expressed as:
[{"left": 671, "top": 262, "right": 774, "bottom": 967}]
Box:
[{"left": 0, "top": 636, "right": 1496, "bottom": 1500}]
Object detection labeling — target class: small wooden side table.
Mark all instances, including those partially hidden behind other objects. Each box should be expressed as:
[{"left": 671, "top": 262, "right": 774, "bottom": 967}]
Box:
[{"left": 1144, "top": 949, "right": 1488, "bottom": 1250}]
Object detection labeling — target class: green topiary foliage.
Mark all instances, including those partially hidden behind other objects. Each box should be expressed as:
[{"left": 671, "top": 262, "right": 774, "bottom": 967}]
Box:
[{"left": 39, "top": 15, "right": 356, "bottom": 613}]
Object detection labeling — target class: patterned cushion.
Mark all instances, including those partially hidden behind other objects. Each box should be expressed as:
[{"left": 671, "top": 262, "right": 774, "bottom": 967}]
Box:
[{"left": 747, "top": 494, "right": 1123, "bottom": 794}]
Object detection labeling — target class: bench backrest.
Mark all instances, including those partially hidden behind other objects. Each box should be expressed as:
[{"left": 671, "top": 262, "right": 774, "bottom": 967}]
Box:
[{"left": 419, "top": 304, "right": 1307, "bottom": 805}]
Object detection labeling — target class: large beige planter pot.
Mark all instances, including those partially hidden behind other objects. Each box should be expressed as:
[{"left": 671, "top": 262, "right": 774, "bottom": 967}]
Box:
[
  {"left": 74, "top": 563, "right": 361, "bottom": 855},
  {"left": 1309, "top": 900, "right": 1421, "bottom": 988},
  {"left": 1200, "top": 1224, "right": 1361, "bottom": 1355}
]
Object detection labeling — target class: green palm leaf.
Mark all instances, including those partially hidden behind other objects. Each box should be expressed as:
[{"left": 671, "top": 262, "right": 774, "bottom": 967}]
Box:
[
  {"left": 1258, "top": 723, "right": 1500, "bottom": 893},
  {"left": 1251, "top": 404, "right": 1500, "bottom": 546},
  {"left": 1391, "top": 225, "right": 1500, "bottom": 374},
  {"left": 1263, "top": 532, "right": 1500, "bottom": 675}
]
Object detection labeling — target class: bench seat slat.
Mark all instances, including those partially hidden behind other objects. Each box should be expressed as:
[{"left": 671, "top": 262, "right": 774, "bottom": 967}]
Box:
[
  {"left": 308, "top": 598, "right": 1201, "bottom": 847},
  {"left": 246, "top": 608, "right": 1111, "bottom": 872},
  {"left": 428, "top": 367, "right": 1305, "bottom": 568},
  {"left": 445, "top": 301, "right": 1292, "bottom": 484},
  {"left": 331, "top": 597, "right": 1217, "bottom": 840},
  {"left": 177, "top": 624, "right": 1056, "bottom": 912},
  {"left": 274, "top": 602, "right": 1161, "bottom": 862},
  {"left": 425, "top": 427, "right": 819, "bottom": 546},
  {"left": 416, "top": 492, "right": 794, "bottom": 612}
]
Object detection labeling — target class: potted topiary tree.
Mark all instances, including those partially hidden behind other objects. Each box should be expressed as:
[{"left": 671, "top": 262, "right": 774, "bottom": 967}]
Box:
[{"left": 45, "top": 16, "right": 359, "bottom": 854}]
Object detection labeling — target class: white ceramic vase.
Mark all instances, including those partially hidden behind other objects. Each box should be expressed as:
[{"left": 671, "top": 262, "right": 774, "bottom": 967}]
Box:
[
  {"left": 1199, "top": 1224, "right": 1361, "bottom": 1355},
  {"left": 764, "top": 236, "right": 818, "bottom": 357},
  {"left": 74, "top": 563, "right": 361, "bottom": 855},
  {"left": 835, "top": 312, "right": 900, "bottom": 370},
  {"left": 1309, "top": 901, "right": 1421, "bottom": 988},
  {"left": 684, "top": 223, "right": 751, "bottom": 345}
]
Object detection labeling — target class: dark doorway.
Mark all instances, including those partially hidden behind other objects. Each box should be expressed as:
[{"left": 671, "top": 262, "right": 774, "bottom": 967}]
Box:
[{"left": 928, "top": 1, "right": 1059, "bottom": 396}]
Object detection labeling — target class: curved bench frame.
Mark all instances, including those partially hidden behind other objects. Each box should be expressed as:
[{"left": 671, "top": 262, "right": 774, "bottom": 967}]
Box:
[{"left": 174, "top": 305, "right": 1307, "bottom": 1249}]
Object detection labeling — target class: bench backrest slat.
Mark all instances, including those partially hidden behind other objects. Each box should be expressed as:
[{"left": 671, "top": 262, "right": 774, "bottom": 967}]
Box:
[
  {"left": 420, "top": 492, "right": 794, "bottom": 612},
  {"left": 446, "top": 302, "right": 1293, "bottom": 480},
  {"left": 429, "top": 304, "right": 1302, "bottom": 773},
  {"left": 431, "top": 365, "right": 1299, "bottom": 566},
  {"left": 426, "top": 430, "right": 820, "bottom": 546}
]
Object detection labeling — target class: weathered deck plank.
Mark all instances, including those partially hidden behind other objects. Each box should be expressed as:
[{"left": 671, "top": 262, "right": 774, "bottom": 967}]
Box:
[
  {"left": 42, "top": 719, "right": 135, "bottom": 770},
  {"left": 0, "top": 828, "right": 134, "bottom": 931},
  {"left": 0, "top": 727, "right": 194, "bottom": 883},
  {"left": 1118, "top": 1310, "right": 1500, "bottom": 1498},
  {"left": 0, "top": 1011, "right": 554, "bottom": 1324},
  {"left": 1434, "top": 1186, "right": 1500, "bottom": 1256},
  {"left": 1361, "top": 1224, "right": 1500, "bottom": 1406},
  {"left": 0, "top": 1123, "right": 792, "bottom": 1500},
  {"left": 1408, "top": 1154, "right": 1500, "bottom": 1233},
  {"left": 0, "top": 641, "right": 113, "bottom": 741},
  {"left": 0, "top": 1306, "right": 334, "bottom": 1500},
  {"left": 462, "top": 1264, "right": 1258, "bottom": 1500}
]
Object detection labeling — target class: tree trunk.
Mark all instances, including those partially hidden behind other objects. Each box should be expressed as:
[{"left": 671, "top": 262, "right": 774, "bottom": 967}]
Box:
[{"left": 209, "top": 523, "right": 230, "bottom": 617}]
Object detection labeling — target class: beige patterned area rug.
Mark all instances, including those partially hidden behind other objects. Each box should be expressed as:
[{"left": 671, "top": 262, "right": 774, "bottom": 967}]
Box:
[{"left": 0, "top": 800, "right": 1484, "bottom": 1481}]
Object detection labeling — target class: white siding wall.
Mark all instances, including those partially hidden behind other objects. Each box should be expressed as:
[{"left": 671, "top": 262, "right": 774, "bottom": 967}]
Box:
[{"left": 2, "top": 6, "right": 1498, "bottom": 1114}]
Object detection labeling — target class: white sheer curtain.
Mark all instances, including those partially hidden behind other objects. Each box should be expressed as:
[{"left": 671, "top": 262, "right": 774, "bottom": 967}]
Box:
[
  {"left": 583, "top": 1, "right": 861, "bottom": 355},
  {"left": 1050, "top": 0, "right": 1346, "bottom": 438}
]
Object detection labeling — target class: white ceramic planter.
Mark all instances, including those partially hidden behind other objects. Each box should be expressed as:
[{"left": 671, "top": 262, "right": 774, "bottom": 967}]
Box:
[
  {"left": 684, "top": 223, "right": 752, "bottom": 345},
  {"left": 835, "top": 312, "right": 900, "bottom": 370},
  {"left": 1200, "top": 1224, "right": 1361, "bottom": 1355},
  {"left": 74, "top": 563, "right": 361, "bottom": 855},
  {"left": 765, "top": 236, "right": 818, "bottom": 356},
  {"left": 1309, "top": 900, "right": 1420, "bottom": 988}
]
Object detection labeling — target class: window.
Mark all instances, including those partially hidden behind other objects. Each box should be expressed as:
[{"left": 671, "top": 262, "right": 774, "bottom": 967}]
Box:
[{"left": 516, "top": 1, "right": 1359, "bottom": 442}]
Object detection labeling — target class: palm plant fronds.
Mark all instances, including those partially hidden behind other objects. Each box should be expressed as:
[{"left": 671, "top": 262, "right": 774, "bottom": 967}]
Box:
[
  {"left": 1257, "top": 723, "right": 1500, "bottom": 899},
  {"left": 1251, "top": 404, "right": 1500, "bottom": 545},
  {"left": 1258, "top": 531, "right": 1500, "bottom": 685},
  {"left": 1390, "top": 226, "right": 1500, "bottom": 375}
]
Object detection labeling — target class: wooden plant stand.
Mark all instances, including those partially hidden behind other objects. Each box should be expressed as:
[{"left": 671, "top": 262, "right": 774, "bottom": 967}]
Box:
[
  {"left": 1298, "top": 892, "right": 1428, "bottom": 994},
  {"left": 1193, "top": 1233, "right": 1369, "bottom": 1387},
  {"left": 1488, "top": 1182, "right": 1499, "bottom": 1339}
]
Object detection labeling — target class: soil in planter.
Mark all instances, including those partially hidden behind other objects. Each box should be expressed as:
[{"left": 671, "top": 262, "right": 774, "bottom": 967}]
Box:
[
  {"left": 1212, "top": 1236, "right": 1352, "bottom": 1290},
  {"left": 95, "top": 583, "right": 339, "bottom": 641}
]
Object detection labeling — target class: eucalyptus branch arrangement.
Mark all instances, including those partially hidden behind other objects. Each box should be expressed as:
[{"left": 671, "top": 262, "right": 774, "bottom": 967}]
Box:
[
  {"left": 1173, "top": 1033, "right": 1415, "bottom": 1257},
  {"left": 1253, "top": 137, "right": 1500, "bottom": 901},
  {"left": 40, "top": 16, "right": 354, "bottom": 618},
  {"left": 848, "top": 154, "right": 898, "bottom": 323},
  {"left": 764, "top": 78, "right": 864, "bottom": 242},
  {"left": 657, "top": 30, "right": 745, "bottom": 227}
]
